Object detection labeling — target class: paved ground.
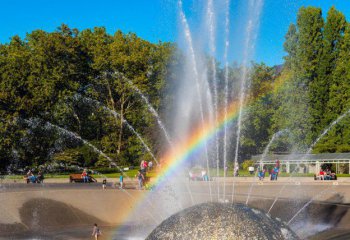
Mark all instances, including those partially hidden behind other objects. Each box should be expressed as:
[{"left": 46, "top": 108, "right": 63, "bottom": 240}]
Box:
[{"left": 1, "top": 178, "right": 350, "bottom": 239}]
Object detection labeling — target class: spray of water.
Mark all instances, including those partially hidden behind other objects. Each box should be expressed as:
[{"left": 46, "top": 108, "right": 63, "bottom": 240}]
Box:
[
  {"left": 74, "top": 95, "right": 158, "bottom": 164},
  {"left": 178, "top": 0, "right": 213, "bottom": 201},
  {"left": 76, "top": 95, "right": 194, "bottom": 205},
  {"left": 222, "top": 0, "right": 231, "bottom": 201},
  {"left": 231, "top": 0, "right": 264, "bottom": 202},
  {"left": 113, "top": 72, "right": 173, "bottom": 148},
  {"left": 206, "top": 0, "right": 220, "bottom": 201},
  {"left": 246, "top": 129, "right": 289, "bottom": 205},
  {"left": 268, "top": 110, "right": 350, "bottom": 213},
  {"left": 287, "top": 187, "right": 334, "bottom": 225},
  {"left": 24, "top": 118, "right": 164, "bottom": 223},
  {"left": 306, "top": 109, "right": 350, "bottom": 155}
]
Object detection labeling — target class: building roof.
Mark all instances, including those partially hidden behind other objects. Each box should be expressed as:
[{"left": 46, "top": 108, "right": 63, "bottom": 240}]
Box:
[{"left": 251, "top": 153, "right": 350, "bottom": 161}]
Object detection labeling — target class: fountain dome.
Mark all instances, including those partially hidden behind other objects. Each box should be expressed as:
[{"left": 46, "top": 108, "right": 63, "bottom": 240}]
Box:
[{"left": 147, "top": 202, "right": 299, "bottom": 240}]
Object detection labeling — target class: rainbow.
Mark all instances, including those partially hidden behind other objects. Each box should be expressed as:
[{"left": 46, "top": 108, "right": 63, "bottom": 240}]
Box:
[
  {"left": 155, "top": 100, "right": 240, "bottom": 184},
  {"left": 114, "top": 75, "right": 287, "bottom": 236},
  {"left": 152, "top": 70, "right": 286, "bottom": 185}
]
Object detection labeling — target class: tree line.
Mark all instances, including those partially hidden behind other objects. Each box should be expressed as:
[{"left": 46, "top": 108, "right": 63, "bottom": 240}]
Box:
[
  {"left": 0, "top": 24, "right": 175, "bottom": 171},
  {"left": 241, "top": 6, "right": 350, "bottom": 158}
]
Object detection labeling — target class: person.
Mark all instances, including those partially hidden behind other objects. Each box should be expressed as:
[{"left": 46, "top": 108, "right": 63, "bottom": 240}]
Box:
[
  {"left": 189, "top": 171, "right": 194, "bottom": 181},
  {"left": 319, "top": 169, "right": 325, "bottom": 180},
  {"left": 102, "top": 179, "right": 107, "bottom": 190},
  {"left": 119, "top": 174, "right": 124, "bottom": 189},
  {"left": 26, "top": 170, "right": 32, "bottom": 183},
  {"left": 234, "top": 165, "right": 239, "bottom": 177},
  {"left": 273, "top": 166, "right": 279, "bottom": 180},
  {"left": 140, "top": 160, "right": 145, "bottom": 171},
  {"left": 201, "top": 169, "right": 206, "bottom": 181},
  {"left": 26, "top": 169, "right": 32, "bottom": 177},
  {"left": 37, "top": 171, "right": 44, "bottom": 183},
  {"left": 81, "top": 169, "right": 88, "bottom": 183},
  {"left": 136, "top": 170, "right": 144, "bottom": 190},
  {"left": 27, "top": 170, "right": 37, "bottom": 183},
  {"left": 143, "top": 161, "right": 148, "bottom": 170},
  {"left": 149, "top": 161, "right": 153, "bottom": 170},
  {"left": 258, "top": 169, "right": 265, "bottom": 180},
  {"left": 325, "top": 168, "right": 332, "bottom": 180},
  {"left": 275, "top": 159, "right": 280, "bottom": 168},
  {"left": 91, "top": 223, "right": 101, "bottom": 240}
]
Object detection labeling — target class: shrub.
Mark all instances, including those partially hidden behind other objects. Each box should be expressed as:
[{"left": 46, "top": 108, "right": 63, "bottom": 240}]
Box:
[{"left": 241, "top": 160, "right": 255, "bottom": 171}]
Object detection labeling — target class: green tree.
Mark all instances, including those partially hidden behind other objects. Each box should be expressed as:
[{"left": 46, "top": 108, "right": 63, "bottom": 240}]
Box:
[
  {"left": 283, "top": 24, "right": 298, "bottom": 69},
  {"left": 278, "top": 7, "right": 323, "bottom": 150},
  {"left": 241, "top": 63, "right": 274, "bottom": 156},
  {"left": 310, "top": 6, "right": 346, "bottom": 135}
]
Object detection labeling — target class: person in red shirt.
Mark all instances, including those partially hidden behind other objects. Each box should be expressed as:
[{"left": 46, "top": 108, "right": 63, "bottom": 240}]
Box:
[
  {"left": 81, "top": 169, "right": 88, "bottom": 183},
  {"left": 319, "top": 169, "right": 325, "bottom": 180}
]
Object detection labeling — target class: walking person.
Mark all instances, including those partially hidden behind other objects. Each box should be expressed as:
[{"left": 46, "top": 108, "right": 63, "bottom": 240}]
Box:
[
  {"left": 119, "top": 174, "right": 124, "bottom": 189},
  {"left": 102, "top": 179, "right": 107, "bottom": 190},
  {"left": 91, "top": 223, "right": 101, "bottom": 240}
]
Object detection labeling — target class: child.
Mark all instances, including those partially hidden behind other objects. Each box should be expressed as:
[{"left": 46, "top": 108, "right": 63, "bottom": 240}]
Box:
[
  {"left": 92, "top": 223, "right": 101, "bottom": 240},
  {"left": 119, "top": 174, "right": 124, "bottom": 189},
  {"left": 102, "top": 179, "right": 107, "bottom": 190}
]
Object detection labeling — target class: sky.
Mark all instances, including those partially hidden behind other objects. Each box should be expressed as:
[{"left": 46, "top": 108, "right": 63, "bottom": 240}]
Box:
[{"left": 1, "top": 0, "right": 350, "bottom": 66}]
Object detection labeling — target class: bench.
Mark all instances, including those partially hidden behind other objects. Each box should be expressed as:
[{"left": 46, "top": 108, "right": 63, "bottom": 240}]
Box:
[
  {"left": 314, "top": 174, "right": 337, "bottom": 180},
  {"left": 69, "top": 174, "right": 97, "bottom": 183}
]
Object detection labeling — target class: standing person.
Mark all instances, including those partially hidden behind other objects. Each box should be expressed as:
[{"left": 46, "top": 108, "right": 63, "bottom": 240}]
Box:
[
  {"left": 119, "top": 174, "right": 124, "bottom": 189},
  {"left": 102, "top": 179, "right": 107, "bottom": 190},
  {"left": 81, "top": 169, "right": 88, "bottom": 183},
  {"left": 37, "top": 170, "right": 44, "bottom": 183},
  {"left": 201, "top": 169, "right": 206, "bottom": 181},
  {"left": 136, "top": 170, "right": 144, "bottom": 190},
  {"left": 148, "top": 161, "right": 153, "bottom": 170},
  {"left": 91, "top": 223, "right": 101, "bottom": 240},
  {"left": 234, "top": 165, "right": 239, "bottom": 177},
  {"left": 275, "top": 159, "right": 280, "bottom": 168},
  {"left": 274, "top": 160, "right": 280, "bottom": 180},
  {"left": 140, "top": 160, "right": 145, "bottom": 171}
]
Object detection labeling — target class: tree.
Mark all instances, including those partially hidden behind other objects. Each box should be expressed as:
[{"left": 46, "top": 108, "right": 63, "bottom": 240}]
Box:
[
  {"left": 310, "top": 6, "right": 346, "bottom": 135},
  {"left": 241, "top": 63, "right": 274, "bottom": 157},
  {"left": 273, "top": 7, "right": 324, "bottom": 151},
  {"left": 283, "top": 24, "right": 298, "bottom": 69},
  {"left": 319, "top": 23, "right": 350, "bottom": 151}
]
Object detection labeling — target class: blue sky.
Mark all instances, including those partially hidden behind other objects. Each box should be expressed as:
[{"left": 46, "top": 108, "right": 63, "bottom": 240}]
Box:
[{"left": 1, "top": 0, "right": 349, "bottom": 66}]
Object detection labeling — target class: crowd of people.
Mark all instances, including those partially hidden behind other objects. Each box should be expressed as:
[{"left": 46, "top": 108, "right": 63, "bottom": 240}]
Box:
[
  {"left": 188, "top": 169, "right": 210, "bottom": 181},
  {"left": 137, "top": 160, "right": 152, "bottom": 189},
  {"left": 257, "top": 160, "right": 280, "bottom": 181},
  {"left": 78, "top": 159, "right": 153, "bottom": 190},
  {"left": 314, "top": 168, "right": 337, "bottom": 180},
  {"left": 25, "top": 169, "right": 44, "bottom": 183}
]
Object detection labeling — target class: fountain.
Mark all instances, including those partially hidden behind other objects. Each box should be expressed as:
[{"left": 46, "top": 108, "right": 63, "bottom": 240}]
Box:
[{"left": 1, "top": 1, "right": 350, "bottom": 240}]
